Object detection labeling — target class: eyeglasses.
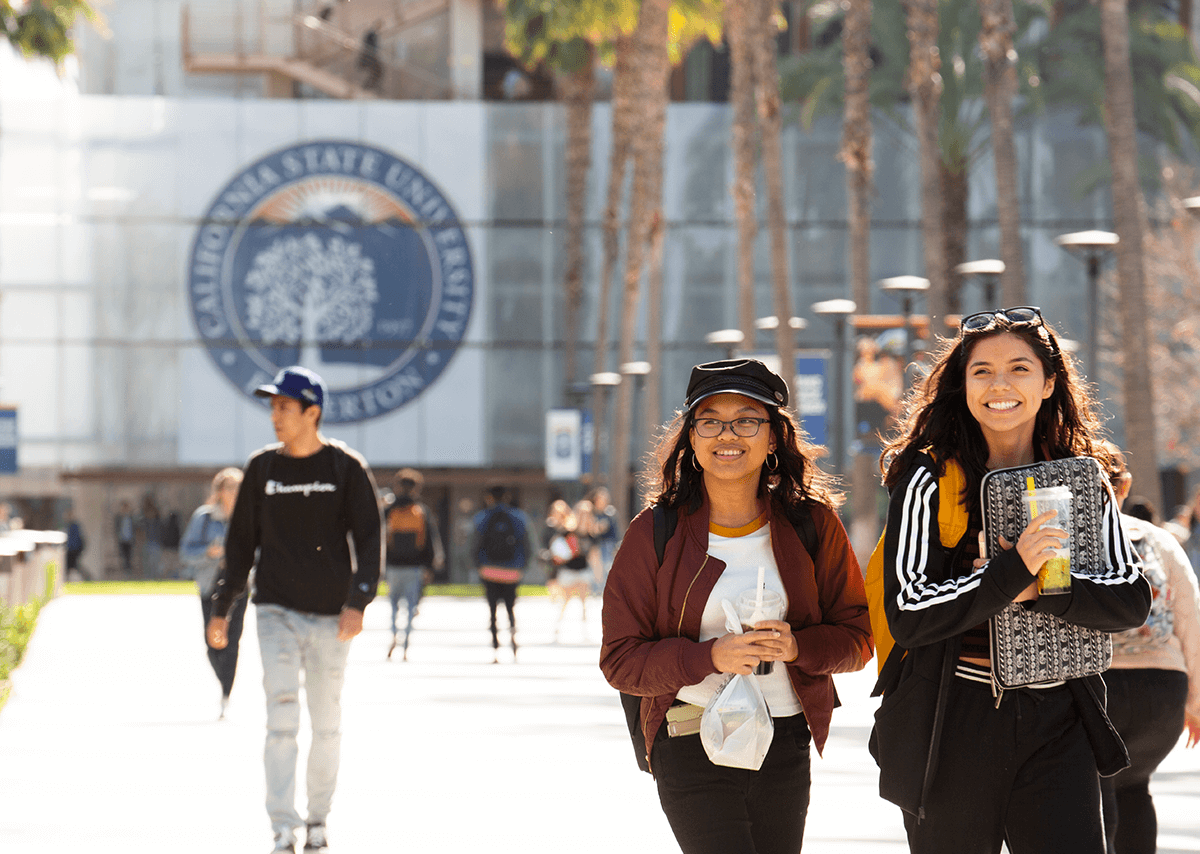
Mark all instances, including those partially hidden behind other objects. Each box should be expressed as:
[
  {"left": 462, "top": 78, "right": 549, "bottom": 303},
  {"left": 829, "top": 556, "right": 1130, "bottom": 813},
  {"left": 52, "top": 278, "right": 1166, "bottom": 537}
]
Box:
[
  {"left": 692, "top": 417, "right": 771, "bottom": 439},
  {"left": 960, "top": 306, "right": 1044, "bottom": 334}
]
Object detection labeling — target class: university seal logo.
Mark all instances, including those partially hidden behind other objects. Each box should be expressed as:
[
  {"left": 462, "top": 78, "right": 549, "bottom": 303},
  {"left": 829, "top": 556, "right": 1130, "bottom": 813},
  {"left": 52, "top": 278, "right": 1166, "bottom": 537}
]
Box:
[{"left": 188, "top": 141, "right": 475, "bottom": 423}]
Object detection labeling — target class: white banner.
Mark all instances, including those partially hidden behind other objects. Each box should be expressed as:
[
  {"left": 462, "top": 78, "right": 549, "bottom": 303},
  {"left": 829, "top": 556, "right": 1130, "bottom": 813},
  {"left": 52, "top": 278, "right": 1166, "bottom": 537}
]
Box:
[{"left": 545, "top": 409, "right": 583, "bottom": 480}]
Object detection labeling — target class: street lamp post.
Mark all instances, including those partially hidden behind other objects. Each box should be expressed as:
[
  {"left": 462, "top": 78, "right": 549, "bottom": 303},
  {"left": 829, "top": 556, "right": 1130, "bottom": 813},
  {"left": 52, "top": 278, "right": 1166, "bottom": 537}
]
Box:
[
  {"left": 954, "top": 259, "right": 1005, "bottom": 309},
  {"left": 589, "top": 371, "right": 621, "bottom": 487},
  {"left": 704, "top": 328, "right": 746, "bottom": 360},
  {"left": 1054, "top": 230, "right": 1118, "bottom": 382},
  {"left": 878, "top": 276, "right": 931, "bottom": 376},
  {"left": 811, "top": 299, "right": 857, "bottom": 477},
  {"left": 620, "top": 360, "right": 652, "bottom": 506}
]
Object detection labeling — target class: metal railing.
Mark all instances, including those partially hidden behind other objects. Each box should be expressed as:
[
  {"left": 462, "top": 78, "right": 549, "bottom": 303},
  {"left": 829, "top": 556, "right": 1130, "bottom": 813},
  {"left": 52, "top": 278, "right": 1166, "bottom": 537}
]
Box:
[{"left": 180, "top": 1, "right": 453, "bottom": 100}]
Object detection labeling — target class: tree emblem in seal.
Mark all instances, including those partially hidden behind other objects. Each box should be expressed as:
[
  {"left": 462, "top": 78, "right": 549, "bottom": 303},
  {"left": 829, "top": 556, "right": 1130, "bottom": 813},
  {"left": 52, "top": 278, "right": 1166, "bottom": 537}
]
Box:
[{"left": 188, "top": 141, "right": 474, "bottom": 423}]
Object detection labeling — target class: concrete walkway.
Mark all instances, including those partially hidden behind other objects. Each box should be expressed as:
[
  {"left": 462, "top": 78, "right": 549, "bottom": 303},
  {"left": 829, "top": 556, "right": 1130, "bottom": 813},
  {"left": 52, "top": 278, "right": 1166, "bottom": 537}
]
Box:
[{"left": 2, "top": 592, "right": 1199, "bottom": 853}]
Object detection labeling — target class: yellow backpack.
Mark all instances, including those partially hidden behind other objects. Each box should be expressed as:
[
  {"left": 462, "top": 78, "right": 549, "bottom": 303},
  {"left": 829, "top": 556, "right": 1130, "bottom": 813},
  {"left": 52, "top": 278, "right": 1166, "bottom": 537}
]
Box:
[{"left": 865, "top": 457, "right": 970, "bottom": 673}]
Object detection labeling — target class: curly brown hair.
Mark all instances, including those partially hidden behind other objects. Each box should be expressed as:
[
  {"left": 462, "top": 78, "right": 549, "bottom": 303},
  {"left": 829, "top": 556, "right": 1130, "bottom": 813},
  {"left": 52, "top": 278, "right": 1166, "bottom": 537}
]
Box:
[
  {"left": 641, "top": 403, "right": 844, "bottom": 524},
  {"left": 881, "top": 315, "right": 1121, "bottom": 517}
]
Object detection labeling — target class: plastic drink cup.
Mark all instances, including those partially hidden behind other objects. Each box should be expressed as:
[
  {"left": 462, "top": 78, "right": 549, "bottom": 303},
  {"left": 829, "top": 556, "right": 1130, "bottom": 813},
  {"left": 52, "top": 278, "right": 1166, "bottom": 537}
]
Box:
[
  {"left": 735, "top": 588, "right": 784, "bottom": 674},
  {"left": 1021, "top": 485, "right": 1073, "bottom": 595}
]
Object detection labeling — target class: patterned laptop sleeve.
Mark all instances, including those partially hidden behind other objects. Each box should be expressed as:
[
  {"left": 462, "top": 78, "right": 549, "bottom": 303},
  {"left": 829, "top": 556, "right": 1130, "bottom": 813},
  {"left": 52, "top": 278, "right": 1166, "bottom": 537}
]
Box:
[{"left": 980, "top": 456, "right": 1114, "bottom": 689}]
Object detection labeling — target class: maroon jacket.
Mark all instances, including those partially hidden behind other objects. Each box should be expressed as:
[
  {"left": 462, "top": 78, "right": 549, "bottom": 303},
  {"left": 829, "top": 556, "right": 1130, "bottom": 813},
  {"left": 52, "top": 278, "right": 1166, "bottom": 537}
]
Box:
[{"left": 600, "top": 494, "right": 873, "bottom": 768}]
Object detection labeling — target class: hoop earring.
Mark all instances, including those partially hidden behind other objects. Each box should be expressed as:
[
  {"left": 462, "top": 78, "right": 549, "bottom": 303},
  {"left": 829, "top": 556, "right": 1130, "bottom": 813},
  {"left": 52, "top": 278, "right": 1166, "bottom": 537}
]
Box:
[
  {"left": 691, "top": 453, "right": 703, "bottom": 472},
  {"left": 766, "top": 452, "right": 779, "bottom": 472}
]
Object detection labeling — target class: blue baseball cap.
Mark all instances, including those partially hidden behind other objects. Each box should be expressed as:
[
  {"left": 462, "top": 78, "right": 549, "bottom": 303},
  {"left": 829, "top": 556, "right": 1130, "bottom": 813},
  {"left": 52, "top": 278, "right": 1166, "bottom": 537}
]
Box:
[{"left": 254, "top": 366, "right": 326, "bottom": 409}]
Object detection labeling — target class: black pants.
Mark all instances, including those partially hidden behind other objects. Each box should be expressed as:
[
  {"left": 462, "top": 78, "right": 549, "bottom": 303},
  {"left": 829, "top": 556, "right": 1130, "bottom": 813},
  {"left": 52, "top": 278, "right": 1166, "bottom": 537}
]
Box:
[
  {"left": 651, "top": 713, "right": 812, "bottom": 854},
  {"left": 903, "top": 676, "right": 1105, "bottom": 854},
  {"left": 1100, "top": 668, "right": 1188, "bottom": 854},
  {"left": 483, "top": 580, "right": 517, "bottom": 649},
  {"left": 200, "top": 592, "right": 247, "bottom": 697}
]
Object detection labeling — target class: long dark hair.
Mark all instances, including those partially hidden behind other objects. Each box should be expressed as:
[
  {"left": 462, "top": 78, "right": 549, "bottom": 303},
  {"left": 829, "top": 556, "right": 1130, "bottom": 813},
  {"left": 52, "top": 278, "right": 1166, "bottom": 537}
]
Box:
[
  {"left": 882, "top": 316, "right": 1121, "bottom": 516},
  {"left": 642, "top": 402, "right": 843, "bottom": 525}
]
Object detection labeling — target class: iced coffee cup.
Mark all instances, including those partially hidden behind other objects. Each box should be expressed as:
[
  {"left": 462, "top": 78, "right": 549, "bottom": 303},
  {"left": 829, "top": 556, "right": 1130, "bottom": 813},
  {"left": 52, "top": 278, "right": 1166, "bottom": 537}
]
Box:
[
  {"left": 735, "top": 589, "right": 784, "bottom": 674},
  {"left": 1021, "top": 485, "right": 1073, "bottom": 595}
]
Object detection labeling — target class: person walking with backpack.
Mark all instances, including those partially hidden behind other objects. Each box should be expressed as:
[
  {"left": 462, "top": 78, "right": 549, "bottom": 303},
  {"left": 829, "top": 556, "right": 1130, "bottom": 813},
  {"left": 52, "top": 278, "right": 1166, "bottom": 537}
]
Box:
[
  {"left": 205, "top": 366, "right": 383, "bottom": 854},
  {"left": 182, "top": 467, "right": 246, "bottom": 719},
  {"left": 384, "top": 468, "right": 444, "bottom": 661},
  {"left": 472, "top": 485, "right": 532, "bottom": 664},
  {"left": 599, "top": 359, "right": 872, "bottom": 854}
]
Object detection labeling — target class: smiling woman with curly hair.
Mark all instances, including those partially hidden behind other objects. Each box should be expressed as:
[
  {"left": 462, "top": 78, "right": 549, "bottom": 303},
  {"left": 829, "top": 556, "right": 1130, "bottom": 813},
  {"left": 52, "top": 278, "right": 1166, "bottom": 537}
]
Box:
[{"left": 600, "top": 358, "right": 871, "bottom": 854}]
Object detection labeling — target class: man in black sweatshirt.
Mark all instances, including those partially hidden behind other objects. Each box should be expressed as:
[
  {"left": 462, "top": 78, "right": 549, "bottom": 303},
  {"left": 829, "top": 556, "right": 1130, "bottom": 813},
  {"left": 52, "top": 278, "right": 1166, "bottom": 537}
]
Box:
[{"left": 206, "top": 366, "right": 383, "bottom": 854}]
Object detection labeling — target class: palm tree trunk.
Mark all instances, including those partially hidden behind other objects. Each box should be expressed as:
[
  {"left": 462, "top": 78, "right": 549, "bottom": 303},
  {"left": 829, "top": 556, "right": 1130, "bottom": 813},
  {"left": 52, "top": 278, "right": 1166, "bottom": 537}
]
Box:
[
  {"left": 728, "top": 0, "right": 759, "bottom": 344},
  {"left": 610, "top": 0, "right": 671, "bottom": 526},
  {"left": 559, "top": 45, "right": 596, "bottom": 391},
  {"left": 755, "top": 0, "right": 795, "bottom": 381},
  {"left": 591, "top": 35, "right": 635, "bottom": 487},
  {"left": 978, "top": 0, "right": 1026, "bottom": 306},
  {"left": 842, "top": 0, "right": 874, "bottom": 314},
  {"left": 843, "top": 0, "right": 879, "bottom": 560},
  {"left": 904, "top": 0, "right": 948, "bottom": 328},
  {"left": 941, "top": 159, "right": 968, "bottom": 315},
  {"left": 1100, "top": 0, "right": 1162, "bottom": 511}
]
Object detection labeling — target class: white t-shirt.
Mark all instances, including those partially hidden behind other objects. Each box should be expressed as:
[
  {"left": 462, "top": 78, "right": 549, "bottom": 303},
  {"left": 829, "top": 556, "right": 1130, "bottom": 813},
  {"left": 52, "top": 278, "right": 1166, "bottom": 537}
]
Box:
[{"left": 674, "top": 521, "right": 803, "bottom": 717}]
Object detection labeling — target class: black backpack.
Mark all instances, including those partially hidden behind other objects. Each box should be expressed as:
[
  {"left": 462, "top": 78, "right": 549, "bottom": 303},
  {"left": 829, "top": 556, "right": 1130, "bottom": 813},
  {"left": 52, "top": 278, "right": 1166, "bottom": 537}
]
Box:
[
  {"left": 162, "top": 512, "right": 182, "bottom": 549},
  {"left": 479, "top": 507, "right": 522, "bottom": 565},
  {"left": 619, "top": 503, "right": 818, "bottom": 773}
]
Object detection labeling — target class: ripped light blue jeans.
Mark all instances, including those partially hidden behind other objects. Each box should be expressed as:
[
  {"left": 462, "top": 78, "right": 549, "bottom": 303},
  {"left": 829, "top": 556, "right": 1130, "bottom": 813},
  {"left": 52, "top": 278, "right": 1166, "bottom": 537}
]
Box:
[{"left": 256, "top": 604, "right": 351, "bottom": 841}]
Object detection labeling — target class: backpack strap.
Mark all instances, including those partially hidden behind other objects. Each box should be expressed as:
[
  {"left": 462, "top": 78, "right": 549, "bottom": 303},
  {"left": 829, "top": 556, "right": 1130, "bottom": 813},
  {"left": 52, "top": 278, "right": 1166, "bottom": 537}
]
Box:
[
  {"left": 793, "top": 503, "right": 818, "bottom": 561},
  {"left": 652, "top": 504, "right": 678, "bottom": 567}
]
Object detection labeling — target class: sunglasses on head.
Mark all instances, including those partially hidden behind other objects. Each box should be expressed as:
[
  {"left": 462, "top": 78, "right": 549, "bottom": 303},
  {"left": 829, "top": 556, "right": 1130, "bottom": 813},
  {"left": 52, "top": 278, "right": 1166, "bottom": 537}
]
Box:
[{"left": 960, "top": 306, "right": 1044, "bottom": 334}]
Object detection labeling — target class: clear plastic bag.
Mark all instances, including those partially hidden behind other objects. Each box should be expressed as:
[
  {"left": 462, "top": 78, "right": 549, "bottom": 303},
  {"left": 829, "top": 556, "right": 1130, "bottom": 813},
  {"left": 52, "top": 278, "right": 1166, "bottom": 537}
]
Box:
[{"left": 699, "top": 600, "right": 775, "bottom": 769}]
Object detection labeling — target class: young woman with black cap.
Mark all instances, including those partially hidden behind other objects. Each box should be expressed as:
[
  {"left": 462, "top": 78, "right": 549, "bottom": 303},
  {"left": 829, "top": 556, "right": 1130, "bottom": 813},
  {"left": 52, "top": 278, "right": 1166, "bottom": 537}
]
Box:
[{"left": 600, "top": 358, "right": 873, "bottom": 854}]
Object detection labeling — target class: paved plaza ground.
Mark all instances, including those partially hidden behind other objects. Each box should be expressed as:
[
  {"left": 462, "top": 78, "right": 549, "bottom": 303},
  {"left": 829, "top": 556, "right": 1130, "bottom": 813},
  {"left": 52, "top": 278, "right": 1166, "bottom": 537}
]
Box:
[{"left": 2, "top": 591, "right": 1199, "bottom": 853}]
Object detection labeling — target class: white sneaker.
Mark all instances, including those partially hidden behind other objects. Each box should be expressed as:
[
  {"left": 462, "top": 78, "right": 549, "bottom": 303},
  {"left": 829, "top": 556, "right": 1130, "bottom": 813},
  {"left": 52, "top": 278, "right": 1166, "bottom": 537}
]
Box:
[
  {"left": 271, "top": 833, "right": 296, "bottom": 854},
  {"left": 304, "top": 824, "right": 327, "bottom": 851}
]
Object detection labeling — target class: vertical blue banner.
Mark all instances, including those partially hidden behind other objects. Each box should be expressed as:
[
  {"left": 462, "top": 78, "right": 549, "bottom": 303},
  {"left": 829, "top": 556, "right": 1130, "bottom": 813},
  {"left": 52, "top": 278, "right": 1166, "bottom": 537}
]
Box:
[
  {"left": 793, "top": 352, "right": 829, "bottom": 447},
  {"left": 580, "top": 408, "right": 594, "bottom": 477},
  {"left": 0, "top": 408, "right": 16, "bottom": 474},
  {"left": 748, "top": 351, "right": 830, "bottom": 446}
]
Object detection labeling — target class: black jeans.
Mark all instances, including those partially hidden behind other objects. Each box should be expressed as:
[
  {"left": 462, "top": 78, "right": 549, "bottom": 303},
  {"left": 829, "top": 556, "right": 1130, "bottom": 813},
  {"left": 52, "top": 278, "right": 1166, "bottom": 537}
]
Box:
[
  {"left": 200, "top": 592, "right": 247, "bottom": 697},
  {"left": 651, "top": 713, "right": 812, "bottom": 854},
  {"left": 483, "top": 580, "right": 517, "bottom": 649},
  {"left": 903, "top": 676, "right": 1105, "bottom": 854},
  {"left": 1100, "top": 668, "right": 1188, "bottom": 854}
]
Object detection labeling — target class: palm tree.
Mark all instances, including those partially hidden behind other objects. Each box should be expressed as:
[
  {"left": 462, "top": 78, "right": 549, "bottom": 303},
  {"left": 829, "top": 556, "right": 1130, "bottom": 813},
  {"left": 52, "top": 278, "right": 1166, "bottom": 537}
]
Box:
[
  {"left": 841, "top": 0, "right": 880, "bottom": 556},
  {"left": 609, "top": 0, "right": 672, "bottom": 526},
  {"left": 1100, "top": 0, "right": 1161, "bottom": 511},
  {"left": 842, "top": 0, "right": 874, "bottom": 315},
  {"left": 754, "top": 0, "right": 795, "bottom": 381},
  {"left": 2, "top": 0, "right": 98, "bottom": 61},
  {"left": 728, "top": 0, "right": 759, "bottom": 343},
  {"left": 558, "top": 41, "right": 597, "bottom": 389},
  {"left": 977, "top": 0, "right": 1026, "bottom": 306},
  {"left": 593, "top": 33, "right": 636, "bottom": 490},
  {"left": 904, "top": 0, "right": 948, "bottom": 326}
]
